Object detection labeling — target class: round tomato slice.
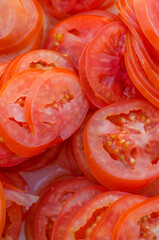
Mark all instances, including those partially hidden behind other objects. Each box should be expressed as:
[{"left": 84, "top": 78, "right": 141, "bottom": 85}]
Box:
[
  {"left": 34, "top": 177, "right": 94, "bottom": 240},
  {"left": 63, "top": 191, "right": 129, "bottom": 240},
  {"left": 85, "top": 21, "right": 142, "bottom": 104},
  {"left": 92, "top": 195, "right": 147, "bottom": 240},
  {"left": 0, "top": 61, "right": 9, "bottom": 82},
  {"left": 79, "top": 45, "right": 107, "bottom": 108},
  {"left": 51, "top": 0, "right": 76, "bottom": 13},
  {"left": 84, "top": 100, "right": 159, "bottom": 191},
  {"left": 0, "top": 0, "right": 27, "bottom": 50},
  {"left": 1, "top": 0, "right": 43, "bottom": 53},
  {"left": 2, "top": 203, "right": 22, "bottom": 240},
  {"left": 134, "top": 0, "right": 159, "bottom": 51},
  {"left": 113, "top": 196, "right": 159, "bottom": 240},
  {"left": 24, "top": 69, "right": 89, "bottom": 155},
  {"left": 52, "top": 185, "right": 107, "bottom": 240},
  {"left": 132, "top": 34, "right": 159, "bottom": 90},
  {"left": 73, "top": 111, "right": 98, "bottom": 182},
  {"left": 0, "top": 182, "right": 6, "bottom": 238},
  {"left": 0, "top": 69, "right": 48, "bottom": 157},
  {"left": 125, "top": 33, "right": 159, "bottom": 108},
  {"left": 44, "top": 15, "right": 115, "bottom": 68}
]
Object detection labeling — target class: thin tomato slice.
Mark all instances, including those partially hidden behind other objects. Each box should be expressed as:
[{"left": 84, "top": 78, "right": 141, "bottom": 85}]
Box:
[
  {"left": 91, "top": 195, "right": 147, "bottom": 240},
  {"left": 84, "top": 100, "right": 159, "bottom": 191},
  {"left": 70, "top": 0, "right": 105, "bottom": 13},
  {"left": 34, "top": 177, "right": 94, "bottom": 240},
  {"left": 125, "top": 33, "right": 159, "bottom": 108},
  {"left": 63, "top": 191, "right": 128, "bottom": 240},
  {"left": 24, "top": 69, "right": 89, "bottom": 155},
  {"left": 73, "top": 111, "right": 98, "bottom": 182},
  {"left": 113, "top": 196, "right": 159, "bottom": 240},
  {"left": 85, "top": 21, "right": 142, "bottom": 104},
  {"left": 51, "top": 0, "right": 76, "bottom": 13},
  {"left": 44, "top": 15, "right": 115, "bottom": 68},
  {"left": 134, "top": 0, "right": 159, "bottom": 51},
  {"left": 0, "top": 69, "right": 47, "bottom": 157},
  {"left": 52, "top": 185, "right": 107, "bottom": 240},
  {"left": 79, "top": 45, "right": 107, "bottom": 108}
]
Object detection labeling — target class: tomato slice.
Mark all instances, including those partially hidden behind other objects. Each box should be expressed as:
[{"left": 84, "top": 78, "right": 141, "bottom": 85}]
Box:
[
  {"left": 73, "top": 111, "right": 98, "bottom": 182},
  {"left": 34, "top": 177, "right": 94, "bottom": 240},
  {"left": 0, "top": 0, "right": 27, "bottom": 50},
  {"left": 131, "top": 34, "right": 159, "bottom": 90},
  {"left": 0, "top": 182, "right": 6, "bottom": 238},
  {"left": 125, "top": 33, "right": 159, "bottom": 108},
  {"left": 0, "top": 69, "right": 49, "bottom": 157},
  {"left": 92, "top": 195, "right": 147, "bottom": 240},
  {"left": 98, "top": 0, "right": 115, "bottom": 10},
  {"left": 2, "top": 203, "right": 22, "bottom": 240},
  {"left": 134, "top": 0, "right": 159, "bottom": 51},
  {"left": 52, "top": 185, "right": 107, "bottom": 240},
  {"left": 113, "top": 196, "right": 159, "bottom": 240},
  {"left": 85, "top": 21, "right": 142, "bottom": 104},
  {"left": 44, "top": 15, "right": 115, "bottom": 68},
  {"left": 24, "top": 69, "right": 89, "bottom": 155},
  {"left": 63, "top": 191, "right": 128, "bottom": 239},
  {"left": 84, "top": 100, "right": 159, "bottom": 191},
  {"left": 79, "top": 45, "right": 107, "bottom": 108},
  {"left": 0, "top": 62, "right": 9, "bottom": 82}
]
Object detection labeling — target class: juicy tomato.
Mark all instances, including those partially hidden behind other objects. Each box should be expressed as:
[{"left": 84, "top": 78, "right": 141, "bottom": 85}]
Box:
[
  {"left": 73, "top": 111, "right": 98, "bottom": 182},
  {"left": 0, "top": 69, "right": 46, "bottom": 157},
  {"left": 131, "top": 33, "right": 159, "bottom": 91},
  {"left": 0, "top": 62, "right": 9, "bottom": 82},
  {"left": 91, "top": 195, "right": 147, "bottom": 240},
  {"left": 85, "top": 21, "right": 142, "bottom": 104},
  {"left": 2, "top": 203, "right": 22, "bottom": 240},
  {"left": 24, "top": 68, "right": 89, "bottom": 156},
  {"left": 125, "top": 32, "right": 159, "bottom": 108},
  {"left": 79, "top": 45, "right": 107, "bottom": 108},
  {"left": 134, "top": 0, "right": 159, "bottom": 51},
  {"left": 44, "top": 15, "right": 115, "bottom": 68},
  {"left": 0, "top": 182, "right": 6, "bottom": 238},
  {"left": 51, "top": 0, "right": 76, "bottom": 13},
  {"left": 52, "top": 185, "right": 107, "bottom": 240},
  {"left": 34, "top": 177, "right": 94, "bottom": 240},
  {"left": 84, "top": 100, "right": 159, "bottom": 191},
  {"left": 63, "top": 191, "right": 128, "bottom": 240},
  {"left": 65, "top": 137, "right": 82, "bottom": 176},
  {"left": 113, "top": 196, "right": 159, "bottom": 240}
]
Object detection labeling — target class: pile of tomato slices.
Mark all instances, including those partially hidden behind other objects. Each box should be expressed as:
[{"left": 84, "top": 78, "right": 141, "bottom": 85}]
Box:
[{"left": 0, "top": 0, "right": 159, "bottom": 239}]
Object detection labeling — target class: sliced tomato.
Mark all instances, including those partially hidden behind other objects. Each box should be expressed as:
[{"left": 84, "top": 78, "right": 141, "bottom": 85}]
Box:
[
  {"left": 131, "top": 33, "right": 159, "bottom": 90},
  {"left": 85, "top": 21, "right": 142, "bottom": 104},
  {"left": 125, "top": 32, "right": 159, "bottom": 108},
  {"left": 23, "top": 69, "right": 89, "bottom": 156},
  {"left": 44, "top": 15, "right": 115, "bottom": 68},
  {"left": 52, "top": 185, "right": 107, "bottom": 240},
  {"left": 34, "top": 177, "right": 94, "bottom": 240},
  {"left": 0, "top": 69, "right": 49, "bottom": 157},
  {"left": 92, "top": 195, "right": 147, "bottom": 240},
  {"left": 113, "top": 196, "right": 159, "bottom": 240},
  {"left": 134, "top": 0, "right": 159, "bottom": 51},
  {"left": 73, "top": 111, "right": 98, "bottom": 182},
  {"left": 79, "top": 45, "right": 107, "bottom": 108},
  {"left": 0, "top": 61, "right": 9, "bottom": 83},
  {"left": 65, "top": 137, "right": 82, "bottom": 176},
  {"left": 98, "top": 0, "right": 115, "bottom": 10},
  {"left": 84, "top": 100, "right": 159, "bottom": 191},
  {"left": 2, "top": 203, "right": 22, "bottom": 240},
  {"left": 63, "top": 191, "right": 128, "bottom": 239},
  {"left": 0, "top": 182, "right": 6, "bottom": 238},
  {"left": 135, "top": 178, "right": 159, "bottom": 198}
]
